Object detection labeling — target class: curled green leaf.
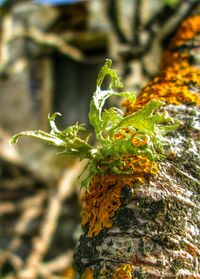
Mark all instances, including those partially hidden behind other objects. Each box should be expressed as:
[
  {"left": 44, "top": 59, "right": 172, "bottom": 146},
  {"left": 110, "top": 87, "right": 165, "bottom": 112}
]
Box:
[{"left": 10, "top": 59, "right": 179, "bottom": 190}]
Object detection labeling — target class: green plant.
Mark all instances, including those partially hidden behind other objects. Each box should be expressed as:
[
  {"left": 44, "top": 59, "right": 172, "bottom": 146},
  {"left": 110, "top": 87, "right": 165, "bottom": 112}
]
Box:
[
  {"left": 10, "top": 59, "right": 178, "bottom": 190},
  {"left": 163, "top": 0, "right": 180, "bottom": 8}
]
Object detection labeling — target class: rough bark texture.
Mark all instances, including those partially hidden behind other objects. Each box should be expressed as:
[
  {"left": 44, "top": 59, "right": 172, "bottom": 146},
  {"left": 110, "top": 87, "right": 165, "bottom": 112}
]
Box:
[{"left": 74, "top": 13, "right": 200, "bottom": 279}]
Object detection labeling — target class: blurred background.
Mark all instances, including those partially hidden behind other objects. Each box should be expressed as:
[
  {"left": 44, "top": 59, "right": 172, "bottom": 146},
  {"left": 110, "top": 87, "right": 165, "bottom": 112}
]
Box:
[{"left": 0, "top": 0, "right": 198, "bottom": 278}]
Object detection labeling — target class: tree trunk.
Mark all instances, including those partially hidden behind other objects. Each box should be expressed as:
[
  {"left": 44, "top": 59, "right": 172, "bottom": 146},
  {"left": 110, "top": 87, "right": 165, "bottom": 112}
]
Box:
[{"left": 74, "top": 13, "right": 200, "bottom": 279}]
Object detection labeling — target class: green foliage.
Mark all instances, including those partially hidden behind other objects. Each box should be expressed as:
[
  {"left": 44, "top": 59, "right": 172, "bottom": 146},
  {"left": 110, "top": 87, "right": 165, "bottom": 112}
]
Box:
[
  {"left": 10, "top": 59, "right": 179, "bottom": 189},
  {"left": 88, "top": 59, "right": 135, "bottom": 143},
  {"left": 11, "top": 113, "right": 93, "bottom": 159},
  {"left": 163, "top": 0, "right": 180, "bottom": 8}
]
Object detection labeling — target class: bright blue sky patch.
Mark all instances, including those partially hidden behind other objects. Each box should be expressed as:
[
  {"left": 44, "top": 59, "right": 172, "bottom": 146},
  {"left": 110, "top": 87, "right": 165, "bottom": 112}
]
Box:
[
  {"left": 33, "top": 0, "right": 84, "bottom": 4},
  {"left": 0, "top": 0, "right": 86, "bottom": 7},
  {"left": 0, "top": 0, "right": 6, "bottom": 5}
]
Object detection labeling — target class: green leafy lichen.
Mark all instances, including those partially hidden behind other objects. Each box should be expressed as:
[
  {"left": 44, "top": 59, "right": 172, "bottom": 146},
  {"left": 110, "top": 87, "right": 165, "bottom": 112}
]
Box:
[{"left": 10, "top": 59, "right": 179, "bottom": 190}]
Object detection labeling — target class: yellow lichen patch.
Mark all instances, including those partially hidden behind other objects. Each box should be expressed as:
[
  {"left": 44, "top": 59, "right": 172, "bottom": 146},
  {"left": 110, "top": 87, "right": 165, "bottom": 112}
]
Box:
[
  {"left": 113, "top": 263, "right": 133, "bottom": 279},
  {"left": 120, "top": 155, "right": 158, "bottom": 175},
  {"left": 169, "top": 15, "right": 200, "bottom": 48},
  {"left": 123, "top": 15, "right": 200, "bottom": 114},
  {"left": 127, "top": 66, "right": 200, "bottom": 112},
  {"left": 62, "top": 266, "right": 75, "bottom": 278},
  {"left": 114, "top": 128, "right": 149, "bottom": 147},
  {"left": 81, "top": 155, "right": 158, "bottom": 237},
  {"left": 114, "top": 127, "right": 137, "bottom": 141},
  {"left": 81, "top": 267, "right": 94, "bottom": 279},
  {"left": 131, "top": 133, "right": 149, "bottom": 147},
  {"left": 161, "top": 50, "right": 190, "bottom": 70}
]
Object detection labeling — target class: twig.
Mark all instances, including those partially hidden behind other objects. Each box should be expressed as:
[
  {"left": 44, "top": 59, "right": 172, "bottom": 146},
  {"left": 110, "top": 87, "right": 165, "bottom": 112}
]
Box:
[
  {"left": 0, "top": 251, "right": 23, "bottom": 273},
  {"left": 131, "top": 0, "right": 141, "bottom": 46},
  {"left": 107, "top": 0, "right": 129, "bottom": 44},
  {"left": 8, "top": 206, "right": 44, "bottom": 252},
  {"left": 0, "top": 191, "right": 47, "bottom": 215},
  {"left": 38, "top": 251, "right": 74, "bottom": 277},
  {"left": 7, "top": 27, "right": 85, "bottom": 62},
  {"left": 17, "top": 160, "right": 87, "bottom": 279},
  {"left": 0, "top": 205, "right": 44, "bottom": 273}
]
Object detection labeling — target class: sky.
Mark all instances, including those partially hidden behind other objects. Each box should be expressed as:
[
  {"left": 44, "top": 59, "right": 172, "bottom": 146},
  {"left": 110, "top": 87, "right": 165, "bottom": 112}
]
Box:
[
  {"left": 34, "top": 0, "right": 84, "bottom": 4},
  {"left": 0, "top": 0, "right": 85, "bottom": 5}
]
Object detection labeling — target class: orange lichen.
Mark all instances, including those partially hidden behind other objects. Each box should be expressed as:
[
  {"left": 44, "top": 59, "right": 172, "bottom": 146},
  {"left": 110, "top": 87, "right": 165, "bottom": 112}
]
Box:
[
  {"left": 62, "top": 266, "right": 75, "bottom": 278},
  {"left": 81, "top": 14, "right": 200, "bottom": 239},
  {"left": 112, "top": 263, "right": 133, "bottom": 279},
  {"left": 124, "top": 56, "right": 200, "bottom": 113},
  {"left": 114, "top": 128, "right": 149, "bottom": 147},
  {"left": 114, "top": 127, "right": 136, "bottom": 140},
  {"left": 81, "top": 155, "right": 158, "bottom": 237},
  {"left": 131, "top": 133, "right": 149, "bottom": 147},
  {"left": 169, "top": 15, "right": 200, "bottom": 48},
  {"left": 81, "top": 267, "right": 94, "bottom": 279},
  {"left": 123, "top": 15, "right": 200, "bottom": 114}
]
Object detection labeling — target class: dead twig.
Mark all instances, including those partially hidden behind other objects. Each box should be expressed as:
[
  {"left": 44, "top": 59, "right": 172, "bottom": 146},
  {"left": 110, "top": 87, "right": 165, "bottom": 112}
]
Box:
[
  {"left": 7, "top": 26, "right": 85, "bottom": 62},
  {"left": 17, "top": 160, "right": 87, "bottom": 279},
  {"left": 38, "top": 250, "right": 74, "bottom": 277},
  {"left": 0, "top": 191, "right": 47, "bottom": 215}
]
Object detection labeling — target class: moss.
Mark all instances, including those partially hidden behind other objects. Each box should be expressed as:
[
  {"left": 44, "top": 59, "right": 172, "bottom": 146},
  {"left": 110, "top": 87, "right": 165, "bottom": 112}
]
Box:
[
  {"left": 94, "top": 261, "right": 118, "bottom": 278},
  {"left": 115, "top": 207, "right": 138, "bottom": 231},
  {"left": 174, "top": 145, "right": 200, "bottom": 181},
  {"left": 138, "top": 199, "right": 165, "bottom": 220},
  {"left": 160, "top": 199, "right": 190, "bottom": 236},
  {"left": 137, "top": 195, "right": 197, "bottom": 250},
  {"left": 133, "top": 268, "right": 146, "bottom": 279},
  {"left": 120, "top": 185, "right": 134, "bottom": 204},
  {"left": 170, "top": 258, "right": 187, "bottom": 274},
  {"left": 175, "top": 166, "right": 199, "bottom": 194},
  {"left": 73, "top": 231, "right": 106, "bottom": 275},
  {"left": 98, "top": 268, "right": 113, "bottom": 278},
  {"left": 116, "top": 194, "right": 197, "bottom": 244},
  {"left": 139, "top": 238, "right": 154, "bottom": 256}
]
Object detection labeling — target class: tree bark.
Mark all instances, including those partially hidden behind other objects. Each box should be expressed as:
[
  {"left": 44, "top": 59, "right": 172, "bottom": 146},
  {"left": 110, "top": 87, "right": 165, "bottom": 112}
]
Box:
[{"left": 74, "top": 12, "right": 200, "bottom": 279}]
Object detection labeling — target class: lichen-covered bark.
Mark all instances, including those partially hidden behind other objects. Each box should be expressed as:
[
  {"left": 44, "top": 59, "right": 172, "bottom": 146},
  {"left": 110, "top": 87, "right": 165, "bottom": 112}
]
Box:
[{"left": 74, "top": 14, "right": 200, "bottom": 279}]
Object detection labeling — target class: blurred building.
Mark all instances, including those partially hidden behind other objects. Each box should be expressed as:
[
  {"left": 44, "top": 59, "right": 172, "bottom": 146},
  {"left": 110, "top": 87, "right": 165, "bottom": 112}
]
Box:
[
  {"left": 0, "top": 3, "right": 108, "bottom": 277},
  {"left": 0, "top": 0, "right": 108, "bottom": 133}
]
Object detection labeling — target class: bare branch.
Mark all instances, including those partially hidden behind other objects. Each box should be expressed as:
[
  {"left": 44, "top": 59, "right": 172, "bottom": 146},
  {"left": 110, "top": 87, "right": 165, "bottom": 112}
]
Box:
[{"left": 17, "top": 160, "right": 87, "bottom": 278}]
